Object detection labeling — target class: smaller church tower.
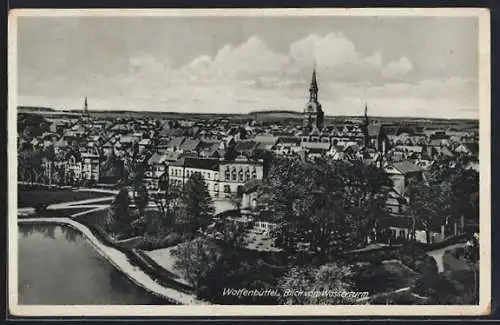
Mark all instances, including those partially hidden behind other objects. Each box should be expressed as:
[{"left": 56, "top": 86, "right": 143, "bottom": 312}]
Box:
[
  {"left": 362, "top": 102, "right": 370, "bottom": 147},
  {"left": 82, "top": 97, "right": 90, "bottom": 120}
]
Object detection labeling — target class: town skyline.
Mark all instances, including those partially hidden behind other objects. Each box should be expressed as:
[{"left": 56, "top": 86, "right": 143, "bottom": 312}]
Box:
[{"left": 17, "top": 15, "right": 479, "bottom": 119}]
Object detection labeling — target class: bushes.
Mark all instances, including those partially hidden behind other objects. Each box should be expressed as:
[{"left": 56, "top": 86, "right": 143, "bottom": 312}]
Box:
[
  {"left": 342, "top": 243, "right": 436, "bottom": 274},
  {"left": 134, "top": 232, "right": 184, "bottom": 250}
]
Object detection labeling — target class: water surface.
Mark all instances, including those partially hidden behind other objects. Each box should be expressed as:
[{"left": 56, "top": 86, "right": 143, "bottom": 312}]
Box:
[{"left": 18, "top": 223, "right": 168, "bottom": 305}]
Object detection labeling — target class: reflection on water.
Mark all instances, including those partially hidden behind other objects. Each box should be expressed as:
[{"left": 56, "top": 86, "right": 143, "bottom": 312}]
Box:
[{"left": 18, "top": 223, "right": 168, "bottom": 305}]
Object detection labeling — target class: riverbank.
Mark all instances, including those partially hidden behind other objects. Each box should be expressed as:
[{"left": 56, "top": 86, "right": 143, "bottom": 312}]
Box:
[{"left": 18, "top": 217, "right": 206, "bottom": 305}]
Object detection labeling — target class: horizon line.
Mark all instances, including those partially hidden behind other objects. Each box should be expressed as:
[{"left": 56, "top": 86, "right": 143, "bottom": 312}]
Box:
[{"left": 17, "top": 106, "right": 479, "bottom": 121}]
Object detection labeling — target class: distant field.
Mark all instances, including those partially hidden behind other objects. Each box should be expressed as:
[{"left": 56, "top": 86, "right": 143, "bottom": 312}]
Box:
[
  {"left": 17, "top": 106, "right": 478, "bottom": 124},
  {"left": 18, "top": 187, "right": 111, "bottom": 208}
]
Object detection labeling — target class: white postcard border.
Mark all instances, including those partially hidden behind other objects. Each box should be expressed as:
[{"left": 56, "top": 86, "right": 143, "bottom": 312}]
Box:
[{"left": 7, "top": 7, "right": 492, "bottom": 317}]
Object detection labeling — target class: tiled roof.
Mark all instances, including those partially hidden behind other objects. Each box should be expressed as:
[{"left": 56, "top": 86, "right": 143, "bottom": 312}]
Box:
[
  {"left": 173, "top": 157, "right": 221, "bottom": 171},
  {"left": 54, "top": 138, "right": 68, "bottom": 148},
  {"left": 235, "top": 140, "right": 258, "bottom": 152},
  {"left": 254, "top": 135, "right": 279, "bottom": 145},
  {"left": 148, "top": 152, "right": 167, "bottom": 165},
  {"left": 391, "top": 160, "right": 423, "bottom": 174},
  {"left": 277, "top": 136, "right": 301, "bottom": 145},
  {"left": 180, "top": 138, "right": 201, "bottom": 151},
  {"left": 164, "top": 151, "right": 182, "bottom": 162},
  {"left": 243, "top": 179, "right": 262, "bottom": 194},
  {"left": 167, "top": 136, "right": 185, "bottom": 149},
  {"left": 302, "top": 142, "right": 331, "bottom": 150}
]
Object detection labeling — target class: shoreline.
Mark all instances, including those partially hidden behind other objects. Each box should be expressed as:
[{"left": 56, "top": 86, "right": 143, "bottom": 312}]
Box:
[{"left": 18, "top": 217, "right": 206, "bottom": 305}]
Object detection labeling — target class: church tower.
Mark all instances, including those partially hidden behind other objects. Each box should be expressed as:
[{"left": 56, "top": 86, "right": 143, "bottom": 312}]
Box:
[
  {"left": 303, "top": 64, "right": 324, "bottom": 133},
  {"left": 83, "top": 96, "right": 90, "bottom": 119},
  {"left": 362, "top": 103, "right": 370, "bottom": 147}
]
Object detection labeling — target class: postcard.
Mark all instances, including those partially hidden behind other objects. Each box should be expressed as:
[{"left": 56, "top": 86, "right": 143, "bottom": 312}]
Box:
[{"left": 8, "top": 8, "right": 491, "bottom": 317}]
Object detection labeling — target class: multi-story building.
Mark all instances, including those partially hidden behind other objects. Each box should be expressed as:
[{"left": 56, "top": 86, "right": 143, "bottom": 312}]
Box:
[
  {"left": 218, "top": 159, "right": 264, "bottom": 198},
  {"left": 81, "top": 153, "right": 100, "bottom": 182},
  {"left": 166, "top": 156, "right": 265, "bottom": 199},
  {"left": 168, "top": 157, "right": 221, "bottom": 197},
  {"left": 145, "top": 151, "right": 182, "bottom": 190}
]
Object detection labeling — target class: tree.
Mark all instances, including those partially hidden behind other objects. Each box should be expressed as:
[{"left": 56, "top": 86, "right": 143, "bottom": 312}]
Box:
[
  {"left": 106, "top": 187, "right": 132, "bottom": 236},
  {"left": 251, "top": 149, "right": 275, "bottom": 177},
  {"left": 171, "top": 237, "right": 223, "bottom": 291},
  {"left": 277, "top": 263, "right": 355, "bottom": 305},
  {"left": 135, "top": 183, "right": 149, "bottom": 217},
  {"left": 224, "top": 141, "right": 238, "bottom": 161},
  {"left": 336, "top": 161, "right": 392, "bottom": 245},
  {"left": 151, "top": 186, "right": 181, "bottom": 219},
  {"left": 228, "top": 193, "right": 242, "bottom": 211},
  {"left": 259, "top": 158, "right": 390, "bottom": 260},
  {"left": 145, "top": 210, "right": 170, "bottom": 239},
  {"left": 198, "top": 252, "right": 284, "bottom": 304},
  {"left": 100, "top": 151, "right": 124, "bottom": 184},
  {"left": 406, "top": 180, "right": 446, "bottom": 244},
  {"left": 406, "top": 154, "right": 479, "bottom": 243},
  {"left": 19, "top": 148, "right": 44, "bottom": 184},
  {"left": 181, "top": 173, "right": 215, "bottom": 234}
]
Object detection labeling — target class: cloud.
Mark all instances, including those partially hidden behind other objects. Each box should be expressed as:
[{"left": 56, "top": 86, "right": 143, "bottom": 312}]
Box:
[
  {"left": 17, "top": 33, "right": 477, "bottom": 119},
  {"left": 289, "top": 33, "right": 358, "bottom": 68},
  {"left": 181, "top": 36, "right": 289, "bottom": 83},
  {"left": 180, "top": 33, "right": 387, "bottom": 87},
  {"left": 381, "top": 57, "right": 413, "bottom": 80}
]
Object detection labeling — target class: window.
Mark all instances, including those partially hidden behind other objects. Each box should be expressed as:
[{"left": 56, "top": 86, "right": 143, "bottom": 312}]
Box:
[
  {"left": 225, "top": 168, "right": 230, "bottom": 180},
  {"left": 245, "top": 169, "right": 250, "bottom": 181},
  {"left": 238, "top": 169, "right": 244, "bottom": 182},
  {"left": 237, "top": 185, "right": 244, "bottom": 198},
  {"left": 252, "top": 168, "right": 257, "bottom": 179},
  {"left": 231, "top": 167, "right": 237, "bottom": 181},
  {"left": 224, "top": 185, "right": 231, "bottom": 193}
]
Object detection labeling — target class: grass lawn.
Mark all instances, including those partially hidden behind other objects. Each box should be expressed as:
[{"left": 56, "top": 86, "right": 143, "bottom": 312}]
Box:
[
  {"left": 73, "top": 208, "right": 109, "bottom": 227},
  {"left": 145, "top": 245, "right": 191, "bottom": 286},
  {"left": 18, "top": 187, "right": 111, "bottom": 208},
  {"left": 354, "top": 260, "right": 420, "bottom": 294}
]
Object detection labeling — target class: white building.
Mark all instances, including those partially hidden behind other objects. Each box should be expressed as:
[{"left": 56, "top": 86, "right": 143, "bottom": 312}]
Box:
[{"left": 168, "top": 157, "right": 221, "bottom": 197}]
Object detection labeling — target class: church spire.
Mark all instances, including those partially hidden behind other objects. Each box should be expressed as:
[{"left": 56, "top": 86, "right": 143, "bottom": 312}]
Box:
[
  {"left": 363, "top": 102, "right": 369, "bottom": 126},
  {"left": 309, "top": 62, "right": 318, "bottom": 102},
  {"left": 83, "top": 96, "right": 89, "bottom": 118}
]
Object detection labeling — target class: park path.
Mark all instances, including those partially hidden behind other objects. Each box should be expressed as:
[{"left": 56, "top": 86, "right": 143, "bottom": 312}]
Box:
[
  {"left": 18, "top": 217, "right": 205, "bottom": 305},
  {"left": 47, "top": 196, "right": 115, "bottom": 210},
  {"left": 426, "top": 242, "right": 468, "bottom": 273}
]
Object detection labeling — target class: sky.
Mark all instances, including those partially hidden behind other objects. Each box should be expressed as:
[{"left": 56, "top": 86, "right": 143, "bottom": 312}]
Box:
[{"left": 16, "top": 14, "right": 480, "bottom": 118}]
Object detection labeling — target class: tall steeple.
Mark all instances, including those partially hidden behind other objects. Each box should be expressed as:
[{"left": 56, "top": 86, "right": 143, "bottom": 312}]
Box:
[
  {"left": 364, "top": 102, "right": 369, "bottom": 126},
  {"left": 309, "top": 61, "right": 319, "bottom": 102},
  {"left": 362, "top": 102, "right": 370, "bottom": 148},
  {"left": 303, "top": 62, "right": 324, "bottom": 134},
  {"left": 83, "top": 96, "right": 89, "bottom": 118},
  {"left": 83, "top": 96, "right": 89, "bottom": 115}
]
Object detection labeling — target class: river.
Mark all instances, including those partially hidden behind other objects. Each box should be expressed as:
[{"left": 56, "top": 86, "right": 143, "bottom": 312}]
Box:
[{"left": 18, "top": 223, "right": 169, "bottom": 305}]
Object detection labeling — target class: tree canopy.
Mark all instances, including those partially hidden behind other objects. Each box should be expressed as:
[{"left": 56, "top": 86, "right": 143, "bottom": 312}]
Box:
[
  {"left": 181, "top": 172, "right": 215, "bottom": 234},
  {"left": 258, "top": 157, "right": 392, "bottom": 261}
]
